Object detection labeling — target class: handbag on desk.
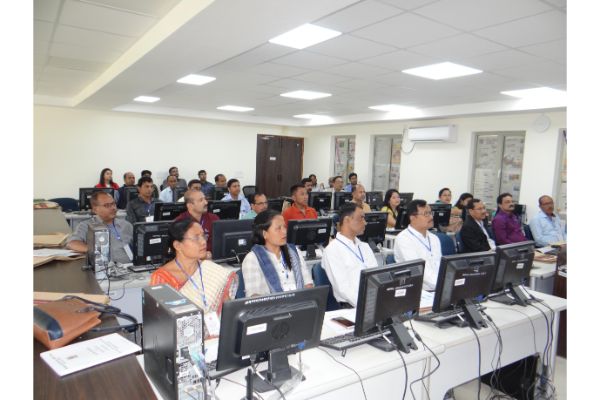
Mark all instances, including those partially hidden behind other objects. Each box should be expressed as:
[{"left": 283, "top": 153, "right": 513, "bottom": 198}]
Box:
[{"left": 34, "top": 296, "right": 102, "bottom": 350}]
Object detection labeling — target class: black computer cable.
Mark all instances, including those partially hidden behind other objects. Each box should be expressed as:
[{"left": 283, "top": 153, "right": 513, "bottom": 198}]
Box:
[
  {"left": 467, "top": 326, "right": 483, "bottom": 400},
  {"left": 480, "top": 311, "right": 512, "bottom": 400},
  {"left": 317, "top": 347, "right": 368, "bottom": 400},
  {"left": 524, "top": 300, "right": 557, "bottom": 400},
  {"left": 407, "top": 320, "right": 439, "bottom": 400},
  {"left": 249, "top": 358, "right": 287, "bottom": 400},
  {"left": 379, "top": 327, "right": 408, "bottom": 400}
]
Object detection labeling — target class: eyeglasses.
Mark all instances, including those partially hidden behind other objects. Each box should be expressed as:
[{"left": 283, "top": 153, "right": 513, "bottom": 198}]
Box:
[
  {"left": 99, "top": 202, "right": 116, "bottom": 209},
  {"left": 414, "top": 211, "right": 433, "bottom": 217},
  {"left": 183, "top": 235, "right": 206, "bottom": 243},
  {"left": 254, "top": 201, "right": 268, "bottom": 206}
]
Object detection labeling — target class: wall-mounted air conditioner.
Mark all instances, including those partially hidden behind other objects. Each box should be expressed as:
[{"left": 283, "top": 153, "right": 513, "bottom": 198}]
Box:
[{"left": 407, "top": 125, "right": 457, "bottom": 143}]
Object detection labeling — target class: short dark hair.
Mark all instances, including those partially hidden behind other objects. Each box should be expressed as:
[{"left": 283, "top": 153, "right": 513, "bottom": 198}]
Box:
[
  {"left": 465, "top": 198, "right": 481, "bottom": 210},
  {"left": 227, "top": 178, "right": 239, "bottom": 188},
  {"left": 348, "top": 172, "right": 357, "bottom": 179},
  {"left": 334, "top": 175, "right": 343, "bottom": 182},
  {"left": 168, "top": 217, "right": 199, "bottom": 254},
  {"left": 538, "top": 195, "right": 552, "bottom": 206},
  {"left": 141, "top": 169, "right": 152, "bottom": 176},
  {"left": 339, "top": 203, "right": 361, "bottom": 226},
  {"left": 308, "top": 174, "right": 316, "bottom": 179},
  {"left": 406, "top": 199, "right": 427, "bottom": 217},
  {"left": 438, "top": 187, "right": 451, "bottom": 198},
  {"left": 187, "top": 179, "right": 202, "bottom": 188},
  {"left": 138, "top": 176, "right": 153, "bottom": 187},
  {"left": 90, "top": 190, "right": 112, "bottom": 207},
  {"left": 301, "top": 178, "right": 312, "bottom": 185},
  {"left": 198, "top": 169, "right": 206, "bottom": 175},
  {"left": 169, "top": 166, "right": 178, "bottom": 174},
  {"left": 123, "top": 172, "right": 133, "bottom": 180},
  {"left": 497, "top": 192, "right": 512, "bottom": 205},
  {"left": 248, "top": 192, "right": 266, "bottom": 205},
  {"left": 214, "top": 173, "right": 225, "bottom": 182},
  {"left": 290, "top": 184, "right": 304, "bottom": 196}
]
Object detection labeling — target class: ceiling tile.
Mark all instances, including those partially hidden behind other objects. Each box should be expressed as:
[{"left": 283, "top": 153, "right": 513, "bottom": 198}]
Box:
[
  {"left": 519, "top": 39, "right": 566, "bottom": 64},
  {"left": 307, "top": 35, "right": 396, "bottom": 61},
  {"left": 360, "top": 49, "right": 438, "bottom": 71},
  {"left": 494, "top": 61, "right": 566, "bottom": 86},
  {"left": 353, "top": 12, "right": 460, "bottom": 48},
  {"left": 459, "top": 49, "right": 543, "bottom": 71},
  {"left": 53, "top": 25, "right": 137, "bottom": 52},
  {"left": 272, "top": 52, "right": 347, "bottom": 70},
  {"left": 474, "top": 10, "right": 565, "bottom": 48},
  {"left": 326, "top": 62, "right": 394, "bottom": 79},
  {"left": 34, "top": 0, "right": 62, "bottom": 22},
  {"left": 50, "top": 41, "right": 123, "bottom": 64},
  {"left": 414, "top": 0, "right": 552, "bottom": 31},
  {"left": 81, "top": 0, "right": 180, "bottom": 17},
  {"left": 34, "top": 20, "right": 54, "bottom": 43},
  {"left": 47, "top": 56, "right": 110, "bottom": 73},
  {"left": 409, "top": 33, "right": 507, "bottom": 60},
  {"left": 295, "top": 71, "right": 353, "bottom": 85},
  {"left": 247, "top": 62, "right": 310, "bottom": 78},
  {"left": 206, "top": 44, "right": 296, "bottom": 72},
  {"left": 333, "top": 79, "right": 389, "bottom": 91},
  {"left": 377, "top": 0, "right": 440, "bottom": 11},
  {"left": 316, "top": 0, "right": 404, "bottom": 33}
]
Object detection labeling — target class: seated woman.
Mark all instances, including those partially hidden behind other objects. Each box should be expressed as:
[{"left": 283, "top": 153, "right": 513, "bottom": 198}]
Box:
[
  {"left": 242, "top": 209, "right": 314, "bottom": 297},
  {"left": 380, "top": 189, "right": 401, "bottom": 228},
  {"left": 95, "top": 168, "right": 120, "bottom": 189},
  {"left": 445, "top": 192, "right": 473, "bottom": 233},
  {"left": 150, "top": 217, "right": 237, "bottom": 314}
]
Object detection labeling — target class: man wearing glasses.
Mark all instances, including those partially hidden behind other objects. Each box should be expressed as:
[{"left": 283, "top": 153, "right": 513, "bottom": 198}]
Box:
[
  {"left": 175, "top": 189, "right": 219, "bottom": 258},
  {"left": 459, "top": 198, "right": 496, "bottom": 253},
  {"left": 66, "top": 191, "right": 133, "bottom": 264},
  {"left": 242, "top": 193, "right": 269, "bottom": 220},
  {"left": 393, "top": 199, "right": 442, "bottom": 291},
  {"left": 529, "top": 195, "right": 566, "bottom": 247}
]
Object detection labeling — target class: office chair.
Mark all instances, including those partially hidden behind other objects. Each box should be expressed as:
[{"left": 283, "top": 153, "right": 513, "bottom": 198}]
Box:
[
  {"left": 432, "top": 231, "right": 456, "bottom": 256},
  {"left": 48, "top": 197, "right": 79, "bottom": 212},
  {"left": 235, "top": 269, "right": 246, "bottom": 299},
  {"left": 311, "top": 263, "right": 341, "bottom": 311},
  {"left": 242, "top": 185, "right": 257, "bottom": 198},
  {"left": 454, "top": 231, "right": 465, "bottom": 253},
  {"left": 523, "top": 224, "right": 535, "bottom": 243}
]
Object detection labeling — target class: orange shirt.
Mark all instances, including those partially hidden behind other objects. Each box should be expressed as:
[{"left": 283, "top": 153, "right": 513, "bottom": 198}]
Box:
[{"left": 282, "top": 203, "right": 318, "bottom": 225}]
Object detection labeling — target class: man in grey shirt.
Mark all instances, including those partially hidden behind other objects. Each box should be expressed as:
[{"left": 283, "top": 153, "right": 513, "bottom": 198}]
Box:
[
  {"left": 127, "top": 176, "right": 162, "bottom": 223},
  {"left": 66, "top": 191, "right": 134, "bottom": 264}
]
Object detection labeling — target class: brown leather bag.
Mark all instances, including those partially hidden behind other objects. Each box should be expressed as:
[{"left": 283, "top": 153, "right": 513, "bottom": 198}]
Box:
[{"left": 34, "top": 297, "right": 102, "bottom": 350}]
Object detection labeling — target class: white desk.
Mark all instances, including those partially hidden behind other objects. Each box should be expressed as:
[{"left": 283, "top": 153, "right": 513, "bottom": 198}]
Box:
[{"left": 97, "top": 270, "right": 152, "bottom": 323}]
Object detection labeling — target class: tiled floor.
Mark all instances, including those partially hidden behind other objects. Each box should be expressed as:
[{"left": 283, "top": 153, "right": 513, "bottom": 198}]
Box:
[{"left": 453, "top": 356, "right": 566, "bottom": 399}]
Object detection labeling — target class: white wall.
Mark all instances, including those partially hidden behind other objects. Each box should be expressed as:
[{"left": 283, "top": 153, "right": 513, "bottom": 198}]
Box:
[
  {"left": 301, "top": 110, "right": 566, "bottom": 221},
  {"left": 34, "top": 106, "right": 290, "bottom": 199}
]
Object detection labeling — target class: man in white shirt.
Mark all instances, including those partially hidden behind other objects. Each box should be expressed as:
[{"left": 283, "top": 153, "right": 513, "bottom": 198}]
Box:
[
  {"left": 529, "top": 195, "right": 566, "bottom": 247},
  {"left": 159, "top": 175, "right": 179, "bottom": 202},
  {"left": 322, "top": 203, "right": 378, "bottom": 307},
  {"left": 394, "top": 199, "right": 442, "bottom": 291}
]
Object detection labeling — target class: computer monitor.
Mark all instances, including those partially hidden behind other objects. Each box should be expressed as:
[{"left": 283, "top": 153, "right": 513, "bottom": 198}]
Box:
[
  {"left": 78, "top": 187, "right": 115, "bottom": 211},
  {"left": 286, "top": 218, "right": 332, "bottom": 259},
  {"left": 357, "top": 212, "right": 388, "bottom": 252},
  {"left": 395, "top": 207, "right": 410, "bottom": 230},
  {"left": 308, "top": 191, "right": 332, "bottom": 214},
  {"left": 429, "top": 203, "right": 452, "bottom": 230},
  {"left": 398, "top": 192, "right": 414, "bottom": 207},
  {"left": 491, "top": 241, "right": 535, "bottom": 306},
  {"left": 207, "top": 200, "right": 241, "bottom": 220},
  {"left": 174, "top": 187, "right": 187, "bottom": 201},
  {"left": 132, "top": 221, "right": 171, "bottom": 266},
  {"left": 211, "top": 219, "right": 254, "bottom": 264},
  {"left": 365, "top": 191, "right": 384, "bottom": 210},
  {"left": 333, "top": 191, "right": 353, "bottom": 210},
  {"left": 153, "top": 202, "right": 187, "bottom": 221},
  {"left": 122, "top": 186, "right": 139, "bottom": 207},
  {"left": 432, "top": 251, "right": 497, "bottom": 329},
  {"left": 267, "top": 198, "right": 284, "bottom": 212},
  {"left": 213, "top": 187, "right": 228, "bottom": 200},
  {"left": 216, "top": 286, "right": 328, "bottom": 392},
  {"left": 354, "top": 260, "right": 424, "bottom": 353},
  {"left": 513, "top": 203, "right": 526, "bottom": 224}
]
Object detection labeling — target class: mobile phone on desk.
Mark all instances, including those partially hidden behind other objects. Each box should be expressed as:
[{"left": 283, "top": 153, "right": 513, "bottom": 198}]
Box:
[{"left": 331, "top": 316, "right": 355, "bottom": 329}]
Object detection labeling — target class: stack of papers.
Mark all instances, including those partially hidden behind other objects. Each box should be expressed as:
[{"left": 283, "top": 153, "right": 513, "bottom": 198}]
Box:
[
  {"left": 34, "top": 233, "right": 70, "bottom": 248},
  {"left": 33, "top": 248, "right": 84, "bottom": 267}
]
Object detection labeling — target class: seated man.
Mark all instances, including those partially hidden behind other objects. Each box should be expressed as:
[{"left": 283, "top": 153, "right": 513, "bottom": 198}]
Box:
[
  {"left": 140, "top": 170, "right": 159, "bottom": 198},
  {"left": 242, "top": 192, "right": 269, "bottom": 220},
  {"left": 393, "top": 199, "right": 442, "bottom": 291},
  {"left": 159, "top": 175, "right": 179, "bottom": 203},
  {"left": 529, "top": 195, "right": 566, "bottom": 247},
  {"left": 492, "top": 193, "right": 527, "bottom": 245},
  {"left": 161, "top": 166, "right": 187, "bottom": 191},
  {"left": 301, "top": 177, "right": 313, "bottom": 193},
  {"left": 322, "top": 203, "right": 378, "bottom": 307},
  {"left": 351, "top": 183, "right": 371, "bottom": 212},
  {"left": 197, "top": 169, "right": 215, "bottom": 198},
  {"left": 178, "top": 179, "right": 202, "bottom": 201},
  {"left": 344, "top": 172, "right": 358, "bottom": 192},
  {"left": 459, "top": 198, "right": 496, "bottom": 253},
  {"left": 175, "top": 189, "right": 219, "bottom": 255},
  {"left": 116, "top": 171, "right": 136, "bottom": 209},
  {"left": 222, "top": 178, "right": 251, "bottom": 217},
  {"left": 282, "top": 184, "right": 318, "bottom": 225},
  {"left": 214, "top": 173, "right": 227, "bottom": 189},
  {"left": 126, "top": 176, "right": 162, "bottom": 223},
  {"left": 67, "top": 191, "right": 133, "bottom": 264}
]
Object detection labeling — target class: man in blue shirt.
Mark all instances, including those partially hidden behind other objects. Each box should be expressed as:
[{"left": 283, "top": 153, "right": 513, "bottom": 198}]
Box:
[
  {"left": 344, "top": 172, "right": 358, "bottom": 192},
  {"left": 197, "top": 169, "right": 215, "bottom": 198},
  {"left": 222, "top": 178, "right": 251, "bottom": 217},
  {"left": 529, "top": 195, "right": 566, "bottom": 247}
]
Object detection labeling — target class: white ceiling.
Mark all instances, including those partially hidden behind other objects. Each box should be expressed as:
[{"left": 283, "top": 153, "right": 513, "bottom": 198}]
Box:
[{"left": 34, "top": 0, "right": 567, "bottom": 126}]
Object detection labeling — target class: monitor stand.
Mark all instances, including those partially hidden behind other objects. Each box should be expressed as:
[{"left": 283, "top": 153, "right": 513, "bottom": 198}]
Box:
[
  {"left": 489, "top": 284, "right": 529, "bottom": 307},
  {"left": 305, "top": 244, "right": 318, "bottom": 260},
  {"left": 458, "top": 299, "right": 487, "bottom": 329},
  {"left": 252, "top": 349, "right": 305, "bottom": 393},
  {"left": 367, "top": 239, "right": 380, "bottom": 253},
  {"left": 368, "top": 322, "right": 417, "bottom": 353}
]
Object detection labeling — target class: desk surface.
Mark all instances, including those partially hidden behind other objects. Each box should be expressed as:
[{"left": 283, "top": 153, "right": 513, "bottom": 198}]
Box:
[{"left": 34, "top": 260, "right": 156, "bottom": 400}]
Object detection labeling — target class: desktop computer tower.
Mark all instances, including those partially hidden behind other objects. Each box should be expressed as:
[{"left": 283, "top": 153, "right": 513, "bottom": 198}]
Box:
[
  {"left": 86, "top": 222, "right": 110, "bottom": 270},
  {"left": 142, "top": 285, "right": 205, "bottom": 400}
]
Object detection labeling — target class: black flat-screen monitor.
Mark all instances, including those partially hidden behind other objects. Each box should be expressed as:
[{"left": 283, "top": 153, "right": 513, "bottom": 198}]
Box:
[
  {"left": 79, "top": 187, "right": 115, "bottom": 211},
  {"left": 216, "top": 286, "right": 328, "bottom": 392},
  {"left": 432, "top": 251, "right": 497, "bottom": 329},
  {"left": 513, "top": 204, "right": 526, "bottom": 224},
  {"left": 308, "top": 191, "right": 332, "bottom": 214},
  {"left": 208, "top": 200, "right": 241, "bottom": 220},
  {"left": 429, "top": 203, "right": 452, "bottom": 230},
  {"left": 333, "top": 191, "right": 353, "bottom": 210},
  {"left": 287, "top": 218, "right": 332, "bottom": 259},
  {"left": 211, "top": 219, "right": 254, "bottom": 264},
  {"left": 354, "top": 260, "right": 424, "bottom": 353},
  {"left": 213, "top": 187, "right": 228, "bottom": 200},
  {"left": 395, "top": 207, "right": 409, "bottom": 230},
  {"left": 357, "top": 212, "right": 388, "bottom": 251},
  {"left": 153, "top": 202, "right": 187, "bottom": 221},
  {"left": 132, "top": 221, "right": 171, "bottom": 266},
  {"left": 366, "top": 191, "right": 384, "bottom": 210},
  {"left": 121, "top": 186, "right": 139, "bottom": 208},
  {"left": 491, "top": 241, "right": 535, "bottom": 306},
  {"left": 267, "top": 198, "right": 284, "bottom": 212},
  {"left": 398, "top": 192, "right": 414, "bottom": 207}
]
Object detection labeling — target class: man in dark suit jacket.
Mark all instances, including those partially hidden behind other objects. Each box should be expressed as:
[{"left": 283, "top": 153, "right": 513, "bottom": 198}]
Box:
[{"left": 460, "top": 198, "right": 496, "bottom": 253}]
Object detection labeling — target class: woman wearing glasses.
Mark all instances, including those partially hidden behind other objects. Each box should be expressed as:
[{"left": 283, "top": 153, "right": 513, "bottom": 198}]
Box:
[
  {"left": 242, "top": 209, "right": 313, "bottom": 297},
  {"left": 150, "top": 217, "right": 237, "bottom": 314}
]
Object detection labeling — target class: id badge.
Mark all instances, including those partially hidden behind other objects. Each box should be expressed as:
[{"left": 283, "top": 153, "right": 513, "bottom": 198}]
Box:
[
  {"left": 205, "top": 311, "right": 220, "bottom": 337},
  {"left": 124, "top": 244, "right": 134, "bottom": 261},
  {"left": 145, "top": 216, "right": 154, "bottom": 222}
]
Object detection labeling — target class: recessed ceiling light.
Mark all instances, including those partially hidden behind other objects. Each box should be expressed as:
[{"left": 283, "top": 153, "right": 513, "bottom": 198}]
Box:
[
  {"left": 269, "top": 23, "right": 341, "bottom": 49},
  {"left": 402, "top": 62, "right": 482, "bottom": 80},
  {"left": 217, "top": 105, "right": 254, "bottom": 112},
  {"left": 501, "top": 87, "right": 566, "bottom": 99},
  {"left": 369, "top": 104, "right": 417, "bottom": 112},
  {"left": 293, "top": 114, "right": 324, "bottom": 119},
  {"left": 280, "top": 90, "right": 331, "bottom": 100},
  {"left": 133, "top": 96, "right": 160, "bottom": 103},
  {"left": 176, "top": 74, "right": 216, "bottom": 86}
]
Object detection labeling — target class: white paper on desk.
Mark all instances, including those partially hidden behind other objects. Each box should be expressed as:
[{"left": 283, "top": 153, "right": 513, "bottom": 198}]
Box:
[
  {"left": 33, "top": 248, "right": 78, "bottom": 257},
  {"left": 40, "top": 333, "right": 141, "bottom": 377},
  {"left": 420, "top": 290, "right": 434, "bottom": 309}
]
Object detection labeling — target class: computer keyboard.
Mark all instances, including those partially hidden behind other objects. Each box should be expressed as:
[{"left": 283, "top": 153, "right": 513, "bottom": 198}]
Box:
[
  {"left": 127, "top": 264, "right": 159, "bottom": 273},
  {"left": 320, "top": 329, "right": 390, "bottom": 351}
]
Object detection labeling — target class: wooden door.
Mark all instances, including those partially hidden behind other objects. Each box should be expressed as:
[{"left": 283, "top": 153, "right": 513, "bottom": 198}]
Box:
[{"left": 256, "top": 135, "right": 303, "bottom": 198}]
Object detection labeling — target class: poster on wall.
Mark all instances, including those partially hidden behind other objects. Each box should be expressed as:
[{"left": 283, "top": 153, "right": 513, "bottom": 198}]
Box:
[
  {"left": 473, "top": 135, "right": 500, "bottom": 206},
  {"left": 499, "top": 136, "right": 525, "bottom": 202}
]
